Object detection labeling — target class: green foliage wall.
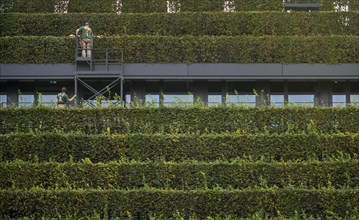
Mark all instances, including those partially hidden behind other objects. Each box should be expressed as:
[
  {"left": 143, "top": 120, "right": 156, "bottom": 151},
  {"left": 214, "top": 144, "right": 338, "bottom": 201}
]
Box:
[
  {"left": 321, "top": 0, "right": 359, "bottom": 11},
  {"left": 233, "top": 0, "right": 282, "bottom": 11},
  {"left": 0, "top": 0, "right": 62, "bottom": 13},
  {"left": 1, "top": 160, "right": 358, "bottom": 190},
  {"left": 1, "top": 35, "right": 358, "bottom": 63},
  {"left": 121, "top": 0, "right": 168, "bottom": 13},
  {"left": 1, "top": 0, "right": 358, "bottom": 13},
  {"left": 2, "top": 12, "right": 359, "bottom": 37},
  {"left": 170, "top": 0, "right": 224, "bottom": 12},
  {"left": 0, "top": 133, "right": 358, "bottom": 162},
  {"left": 0, "top": 108, "right": 358, "bottom": 135},
  {"left": 1, "top": 189, "right": 358, "bottom": 219},
  {"left": 67, "top": 0, "right": 116, "bottom": 13},
  {"left": 0, "top": 36, "right": 74, "bottom": 63}
]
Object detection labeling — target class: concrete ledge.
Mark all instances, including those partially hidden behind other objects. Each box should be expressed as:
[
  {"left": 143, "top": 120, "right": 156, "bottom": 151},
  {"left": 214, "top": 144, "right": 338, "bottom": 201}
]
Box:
[
  {"left": 283, "top": 64, "right": 359, "bottom": 77},
  {"left": 189, "top": 64, "right": 282, "bottom": 77},
  {"left": 0, "top": 64, "right": 74, "bottom": 79},
  {"left": 1, "top": 63, "right": 358, "bottom": 80},
  {"left": 124, "top": 64, "right": 188, "bottom": 77}
]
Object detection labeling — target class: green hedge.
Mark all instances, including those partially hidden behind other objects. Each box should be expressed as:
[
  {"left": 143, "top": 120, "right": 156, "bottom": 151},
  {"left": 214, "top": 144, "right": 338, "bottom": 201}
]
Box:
[
  {"left": 1, "top": 35, "right": 359, "bottom": 64},
  {"left": 233, "top": 0, "right": 282, "bottom": 11},
  {"left": 0, "top": 0, "right": 66, "bottom": 13},
  {"left": 2, "top": 12, "right": 359, "bottom": 37},
  {"left": 120, "top": 0, "right": 168, "bottom": 13},
  {"left": 169, "top": 0, "right": 225, "bottom": 12},
  {"left": 1, "top": 108, "right": 358, "bottom": 135},
  {"left": 1, "top": 189, "right": 358, "bottom": 219},
  {"left": 1, "top": 0, "right": 358, "bottom": 13},
  {"left": 1, "top": 161, "right": 358, "bottom": 190},
  {"left": 321, "top": 0, "right": 359, "bottom": 11},
  {"left": 0, "top": 133, "right": 358, "bottom": 162},
  {"left": 0, "top": 36, "right": 74, "bottom": 64},
  {"left": 67, "top": 0, "right": 168, "bottom": 13},
  {"left": 66, "top": 0, "right": 117, "bottom": 13}
]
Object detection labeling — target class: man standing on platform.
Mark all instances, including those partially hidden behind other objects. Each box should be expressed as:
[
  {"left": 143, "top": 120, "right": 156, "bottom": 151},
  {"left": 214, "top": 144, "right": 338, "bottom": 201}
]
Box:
[
  {"left": 70, "top": 22, "right": 102, "bottom": 58},
  {"left": 75, "top": 22, "right": 95, "bottom": 57}
]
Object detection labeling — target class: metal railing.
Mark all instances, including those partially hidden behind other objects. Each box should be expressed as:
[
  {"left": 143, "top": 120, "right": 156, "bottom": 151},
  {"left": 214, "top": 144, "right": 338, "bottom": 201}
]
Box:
[
  {"left": 284, "top": 0, "right": 320, "bottom": 3},
  {"left": 284, "top": 0, "right": 321, "bottom": 9},
  {"left": 75, "top": 48, "right": 123, "bottom": 73},
  {"left": 74, "top": 37, "right": 124, "bottom": 108}
]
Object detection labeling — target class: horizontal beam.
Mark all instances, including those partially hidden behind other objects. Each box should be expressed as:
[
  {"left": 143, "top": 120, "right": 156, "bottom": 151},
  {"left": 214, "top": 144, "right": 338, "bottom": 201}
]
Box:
[{"left": 1, "top": 63, "right": 358, "bottom": 80}]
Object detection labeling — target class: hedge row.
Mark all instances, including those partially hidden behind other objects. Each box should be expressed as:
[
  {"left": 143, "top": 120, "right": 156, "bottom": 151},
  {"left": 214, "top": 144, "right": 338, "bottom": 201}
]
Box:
[
  {"left": 1, "top": 0, "right": 358, "bottom": 13},
  {"left": 1, "top": 161, "right": 358, "bottom": 190},
  {"left": 0, "top": 0, "right": 63, "bottom": 13},
  {"left": 68, "top": 0, "right": 168, "bottom": 13},
  {"left": 1, "top": 35, "right": 359, "bottom": 64},
  {"left": 1, "top": 108, "right": 358, "bottom": 135},
  {"left": 2, "top": 12, "right": 359, "bottom": 37},
  {"left": 1, "top": 189, "right": 358, "bottom": 219},
  {"left": 0, "top": 133, "right": 358, "bottom": 162},
  {"left": 7, "top": 214, "right": 359, "bottom": 220}
]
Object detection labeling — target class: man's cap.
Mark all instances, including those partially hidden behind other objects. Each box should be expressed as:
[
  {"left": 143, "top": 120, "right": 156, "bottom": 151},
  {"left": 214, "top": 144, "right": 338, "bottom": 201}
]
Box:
[{"left": 85, "top": 22, "right": 89, "bottom": 25}]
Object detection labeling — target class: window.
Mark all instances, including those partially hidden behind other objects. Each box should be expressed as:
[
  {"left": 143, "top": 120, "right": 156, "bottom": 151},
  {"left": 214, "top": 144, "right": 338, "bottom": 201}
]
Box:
[
  {"left": 18, "top": 94, "right": 35, "bottom": 107},
  {"left": 103, "top": 99, "right": 121, "bottom": 107},
  {"left": 0, "top": 94, "right": 6, "bottom": 108},
  {"left": 288, "top": 94, "right": 314, "bottom": 106},
  {"left": 332, "top": 94, "right": 346, "bottom": 107},
  {"left": 163, "top": 94, "right": 193, "bottom": 107},
  {"left": 125, "top": 94, "right": 131, "bottom": 107},
  {"left": 226, "top": 94, "right": 256, "bottom": 107},
  {"left": 39, "top": 94, "right": 58, "bottom": 106},
  {"left": 81, "top": 99, "right": 119, "bottom": 108},
  {"left": 82, "top": 100, "right": 97, "bottom": 108},
  {"left": 350, "top": 94, "right": 359, "bottom": 106},
  {"left": 146, "top": 94, "right": 160, "bottom": 107},
  {"left": 271, "top": 94, "right": 285, "bottom": 106},
  {"left": 208, "top": 94, "right": 222, "bottom": 106}
]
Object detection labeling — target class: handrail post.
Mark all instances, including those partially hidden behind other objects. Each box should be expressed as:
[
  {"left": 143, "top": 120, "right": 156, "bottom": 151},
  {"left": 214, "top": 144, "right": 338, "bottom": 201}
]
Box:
[
  {"left": 121, "top": 49, "right": 124, "bottom": 76},
  {"left": 106, "top": 49, "right": 109, "bottom": 72}
]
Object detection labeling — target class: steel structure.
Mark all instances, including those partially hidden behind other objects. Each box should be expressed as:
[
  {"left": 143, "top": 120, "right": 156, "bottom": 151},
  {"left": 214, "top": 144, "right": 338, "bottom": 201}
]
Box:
[{"left": 74, "top": 38, "right": 124, "bottom": 107}]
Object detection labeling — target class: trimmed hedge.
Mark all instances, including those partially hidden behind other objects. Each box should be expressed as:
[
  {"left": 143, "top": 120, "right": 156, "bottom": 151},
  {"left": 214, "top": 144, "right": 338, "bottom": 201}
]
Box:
[
  {"left": 120, "top": 0, "right": 168, "bottom": 13},
  {"left": 0, "top": 36, "right": 74, "bottom": 64},
  {"left": 1, "top": 161, "right": 358, "bottom": 190},
  {"left": 66, "top": 0, "right": 118, "bottom": 13},
  {"left": 1, "top": 0, "right": 358, "bottom": 13},
  {"left": 0, "top": 108, "right": 358, "bottom": 135},
  {"left": 2, "top": 12, "right": 359, "bottom": 37},
  {"left": 321, "top": 0, "right": 359, "bottom": 11},
  {"left": 0, "top": 0, "right": 66, "bottom": 13},
  {"left": 0, "top": 133, "right": 358, "bottom": 162},
  {"left": 67, "top": 0, "right": 168, "bottom": 13},
  {"left": 1, "top": 189, "right": 358, "bottom": 219},
  {"left": 1, "top": 35, "right": 359, "bottom": 64}
]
